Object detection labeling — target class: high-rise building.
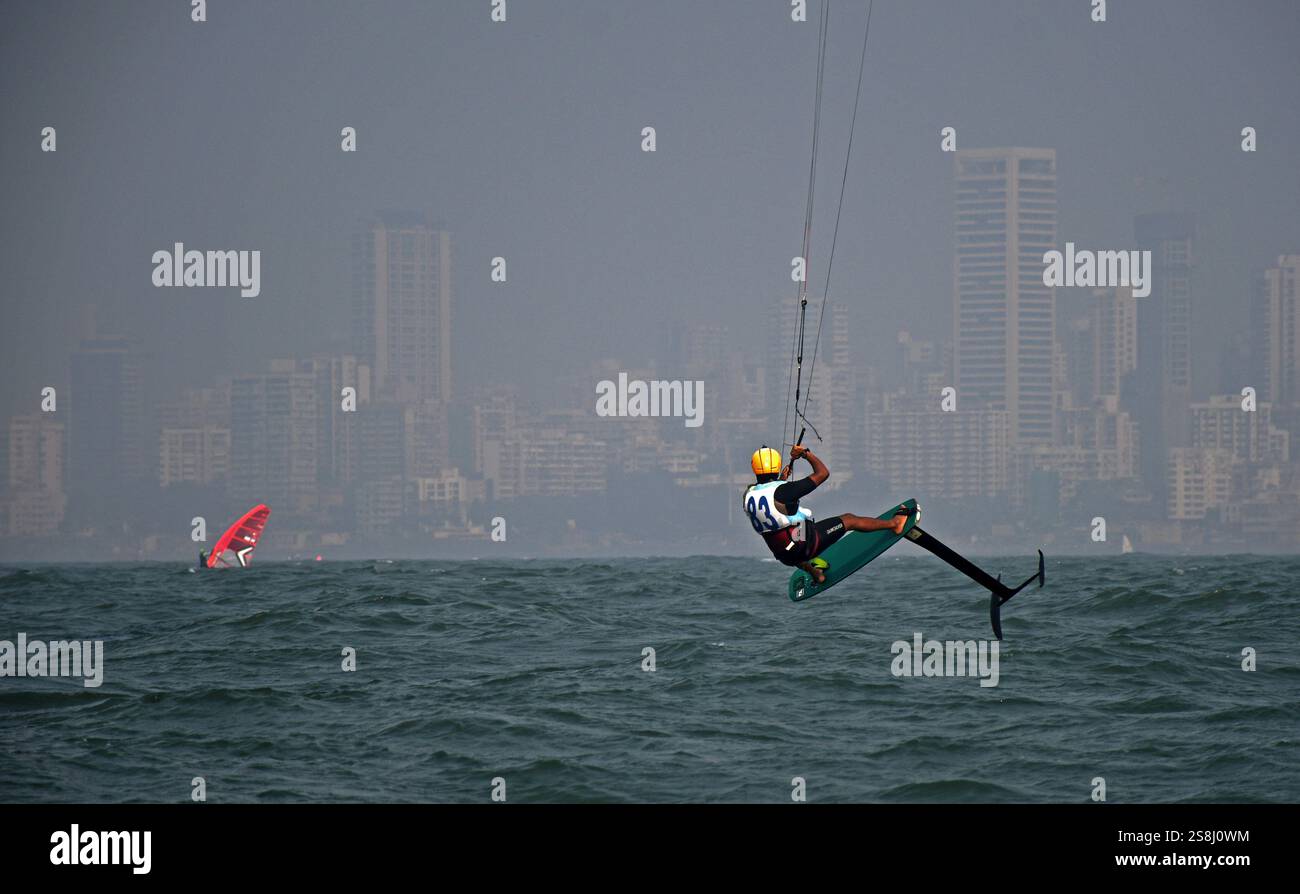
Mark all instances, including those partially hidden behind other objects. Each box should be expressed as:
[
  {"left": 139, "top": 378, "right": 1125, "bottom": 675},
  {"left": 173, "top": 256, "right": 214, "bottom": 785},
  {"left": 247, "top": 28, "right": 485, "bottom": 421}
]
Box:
[
  {"left": 356, "top": 400, "right": 413, "bottom": 485},
  {"left": 1167, "top": 448, "right": 1233, "bottom": 520},
  {"left": 1014, "top": 386, "right": 1141, "bottom": 513},
  {"left": 297, "top": 355, "right": 369, "bottom": 488},
  {"left": 1058, "top": 316, "right": 1095, "bottom": 406},
  {"left": 1133, "top": 212, "right": 1195, "bottom": 505},
  {"left": 412, "top": 467, "right": 486, "bottom": 527},
  {"left": 953, "top": 148, "right": 1057, "bottom": 445},
  {"left": 158, "top": 385, "right": 231, "bottom": 430},
  {"left": 350, "top": 399, "right": 415, "bottom": 534},
  {"left": 473, "top": 388, "right": 520, "bottom": 477},
  {"left": 864, "top": 392, "right": 1009, "bottom": 500},
  {"left": 410, "top": 399, "right": 449, "bottom": 480},
  {"left": 519, "top": 427, "right": 608, "bottom": 497},
  {"left": 3, "top": 415, "right": 67, "bottom": 537},
  {"left": 229, "top": 362, "right": 319, "bottom": 512},
  {"left": 157, "top": 385, "right": 232, "bottom": 488},
  {"left": 481, "top": 436, "right": 524, "bottom": 501},
  {"left": 1219, "top": 331, "right": 1253, "bottom": 396},
  {"left": 679, "top": 323, "right": 729, "bottom": 379},
  {"left": 1251, "top": 255, "right": 1300, "bottom": 409},
  {"left": 675, "top": 322, "right": 732, "bottom": 452},
  {"left": 159, "top": 427, "right": 230, "bottom": 487},
  {"left": 353, "top": 211, "right": 452, "bottom": 403},
  {"left": 1090, "top": 287, "right": 1138, "bottom": 400},
  {"left": 7, "top": 415, "right": 65, "bottom": 492},
  {"left": 1190, "top": 395, "right": 1290, "bottom": 464},
  {"left": 896, "top": 330, "right": 940, "bottom": 393},
  {"left": 68, "top": 336, "right": 145, "bottom": 527},
  {"left": 714, "top": 349, "right": 767, "bottom": 428}
]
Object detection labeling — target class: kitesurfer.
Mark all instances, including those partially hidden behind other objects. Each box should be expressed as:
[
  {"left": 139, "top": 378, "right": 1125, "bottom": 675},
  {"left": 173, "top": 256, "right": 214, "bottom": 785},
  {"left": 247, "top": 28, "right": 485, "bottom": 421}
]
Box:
[{"left": 743, "top": 445, "right": 906, "bottom": 584}]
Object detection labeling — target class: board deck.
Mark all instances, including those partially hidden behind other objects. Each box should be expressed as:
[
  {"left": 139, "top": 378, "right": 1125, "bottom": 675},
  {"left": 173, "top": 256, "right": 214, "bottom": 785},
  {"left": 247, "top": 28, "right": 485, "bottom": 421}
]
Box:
[{"left": 787, "top": 499, "right": 919, "bottom": 602}]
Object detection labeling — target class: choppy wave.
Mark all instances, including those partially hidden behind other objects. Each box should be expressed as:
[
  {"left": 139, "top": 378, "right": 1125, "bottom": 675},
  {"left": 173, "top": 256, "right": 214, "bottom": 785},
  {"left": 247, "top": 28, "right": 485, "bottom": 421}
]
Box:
[{"left": 0, "top": 555, "right": 1296, "bottom": 802}]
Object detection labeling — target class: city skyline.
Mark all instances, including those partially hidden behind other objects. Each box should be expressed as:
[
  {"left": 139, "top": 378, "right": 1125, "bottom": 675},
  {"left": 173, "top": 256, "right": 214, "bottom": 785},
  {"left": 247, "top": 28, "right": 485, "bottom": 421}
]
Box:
[
  {"left": 6, "top": 180, "right": 1300, "bottom": 557},
  {"left": 3, "top": 2, "right": 1299, "bottom": 559}
]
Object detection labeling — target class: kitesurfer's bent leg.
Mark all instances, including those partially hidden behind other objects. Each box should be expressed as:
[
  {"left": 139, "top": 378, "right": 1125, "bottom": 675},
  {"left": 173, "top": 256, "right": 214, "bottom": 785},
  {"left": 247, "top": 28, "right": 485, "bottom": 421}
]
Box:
[{"left": 838, "top": 512, "right": 907, "bottom": 536}]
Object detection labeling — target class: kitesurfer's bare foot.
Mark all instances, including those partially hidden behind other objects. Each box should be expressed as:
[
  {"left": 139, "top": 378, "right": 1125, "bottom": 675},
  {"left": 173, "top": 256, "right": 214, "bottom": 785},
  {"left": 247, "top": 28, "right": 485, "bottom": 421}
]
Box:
[
  {"left": 890, "top": 513, "right": 907, "bottom": 535},
  {"left": 800, "top": 561, "right": 827, "bottom": 584}
]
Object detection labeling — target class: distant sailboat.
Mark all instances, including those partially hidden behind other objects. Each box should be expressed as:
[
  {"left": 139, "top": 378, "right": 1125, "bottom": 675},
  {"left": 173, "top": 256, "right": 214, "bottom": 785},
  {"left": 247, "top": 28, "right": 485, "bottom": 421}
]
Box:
[
  {"left": 200, "top": 504, "right": 271, "bottom": 568},
  {"left": 1121, "top": 534, "right": 1134, "bottom": 554}
]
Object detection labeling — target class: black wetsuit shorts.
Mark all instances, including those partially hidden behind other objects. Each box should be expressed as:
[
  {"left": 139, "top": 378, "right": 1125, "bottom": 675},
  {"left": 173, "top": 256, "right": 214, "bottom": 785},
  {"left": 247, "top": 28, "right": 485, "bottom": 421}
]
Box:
[{"left": 764, "top": 516, "right": 848, "bottom": 566}]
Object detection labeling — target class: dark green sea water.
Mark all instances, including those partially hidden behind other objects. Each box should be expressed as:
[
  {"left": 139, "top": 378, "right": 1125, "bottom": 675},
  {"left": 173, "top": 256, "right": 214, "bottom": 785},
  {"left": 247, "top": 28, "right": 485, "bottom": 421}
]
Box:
[{"left": 1, "top": 555, "right": 1296, "bottom": 803}]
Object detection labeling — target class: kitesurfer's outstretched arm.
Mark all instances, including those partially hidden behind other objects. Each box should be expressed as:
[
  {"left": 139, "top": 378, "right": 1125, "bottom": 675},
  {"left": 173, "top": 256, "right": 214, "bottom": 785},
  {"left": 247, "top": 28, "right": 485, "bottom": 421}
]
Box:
[
  {"left": 787, "top": 446, "right": 905, "bottom": 537},
  {"left": 788, "top": 445, "right": 828, "bottom": 486}
]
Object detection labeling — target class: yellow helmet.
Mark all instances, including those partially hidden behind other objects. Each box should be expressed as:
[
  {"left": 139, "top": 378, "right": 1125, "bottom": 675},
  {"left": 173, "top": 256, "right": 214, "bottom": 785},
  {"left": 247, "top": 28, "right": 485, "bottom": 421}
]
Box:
[{"left": 751, "top": 446, "right": 782, "bottom": 477}]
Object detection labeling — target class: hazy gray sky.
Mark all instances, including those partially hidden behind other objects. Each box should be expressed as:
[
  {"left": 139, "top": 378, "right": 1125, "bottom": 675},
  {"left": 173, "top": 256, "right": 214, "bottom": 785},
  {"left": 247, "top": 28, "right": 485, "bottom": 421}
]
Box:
[{"left": 3, "top": 0, "right": 1298, "bottom": 419}]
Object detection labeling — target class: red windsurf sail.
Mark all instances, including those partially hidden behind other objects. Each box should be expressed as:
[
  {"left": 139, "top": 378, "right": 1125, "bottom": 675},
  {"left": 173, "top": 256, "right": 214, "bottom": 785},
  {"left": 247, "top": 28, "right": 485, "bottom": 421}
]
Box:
[{"left": 206, "top": 504, "right": 271, "bottom": 568}]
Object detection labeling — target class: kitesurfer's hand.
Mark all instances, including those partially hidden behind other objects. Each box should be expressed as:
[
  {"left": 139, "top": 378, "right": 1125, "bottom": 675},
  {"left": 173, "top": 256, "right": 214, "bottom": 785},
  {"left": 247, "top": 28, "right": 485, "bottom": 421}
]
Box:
[{"left": 790, "top": 445, "right": 810, "bottom": 461}]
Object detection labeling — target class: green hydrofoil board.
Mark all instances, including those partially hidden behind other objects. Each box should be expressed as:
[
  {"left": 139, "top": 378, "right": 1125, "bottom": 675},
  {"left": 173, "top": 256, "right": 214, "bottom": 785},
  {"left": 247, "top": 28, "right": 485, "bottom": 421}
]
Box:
[{"left": 787, "top": 499, "right": 919, "bottom": 602}]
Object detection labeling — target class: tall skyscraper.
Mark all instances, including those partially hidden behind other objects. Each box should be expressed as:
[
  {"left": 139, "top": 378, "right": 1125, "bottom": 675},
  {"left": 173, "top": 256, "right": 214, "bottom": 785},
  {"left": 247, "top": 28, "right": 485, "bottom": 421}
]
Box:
[
  {"left": 676, "top": 322, "right": 729, "bottom": 452},
  {"left": 820, "top": 301, "right": 857, "bottom": 479},
  {"left": 157, "top": 385, "right": 231, "bottom": 488},
  {"left": 953, "top": 147, "right": 1057, "bottom": 445},
  {"left": 68, "top": 335, "right": 145, "bottom": 528},
  {"left": 678, "top": 322, "right": 729, "bottom": 379},
  {"left": 473, "top": 387, "right": 519, "bottom": 476},
  {"left": 1058, "top": 316, "right": 1096, "bottom": 406},
  {"left": 864, "top": 393, "right": 1009, "bottom": 500},
  {"left": 1251, "top": 255, "right": 1300, "bottom": 409},
  {"left": 1090, "top": 286, "right": 1138, "bottom": 400},
  {"left": 353, "top": 211, "right": 453, "bottom": 403},
  {"left": 7, "top": 415, "right": 64, "bottom": 492},
  {"left": 1167, "top": 448, "right": 1233, "bottom": 521},
  {"left": 3, "top": 415, "right": 67, "bottom": 536},
  {"left": 229, "top": 361, "right": 319, "bottom": 513},
  {"left": 296, "top": 354, "right": 369, "bottom": 489},
  {"left": 1191, "top": 394, "right": 1290, "bottom": 464},
  {"left": 1133, "top": 212, "right": 1195, "bottom": 505},
  {"left": 159, "top": 428, "right": 230, "bottom": 487},
  {"left": 351, "top": 399, "right": 414, "bottom": 535}
]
